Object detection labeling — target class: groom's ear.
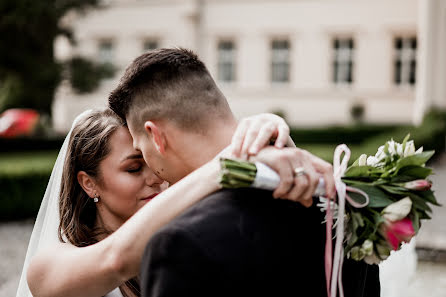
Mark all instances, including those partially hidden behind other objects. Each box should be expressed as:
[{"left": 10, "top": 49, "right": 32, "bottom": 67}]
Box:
[{"left": 144, "top": 121, "right": 166, "bottom": 155}]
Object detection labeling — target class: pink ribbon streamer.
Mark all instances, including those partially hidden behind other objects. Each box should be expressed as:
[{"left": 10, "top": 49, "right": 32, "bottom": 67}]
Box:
[{"left": 325, "top": 144, "right": 370, "bottom": 297}]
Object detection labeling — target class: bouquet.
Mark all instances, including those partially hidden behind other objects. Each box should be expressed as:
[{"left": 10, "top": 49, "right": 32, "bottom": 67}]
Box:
[
  {"left": 219, "top": 135, "right": 439, "bottom": 296},
  {"left": 330, "top": 135, "right": 438, "bottom": 264}
]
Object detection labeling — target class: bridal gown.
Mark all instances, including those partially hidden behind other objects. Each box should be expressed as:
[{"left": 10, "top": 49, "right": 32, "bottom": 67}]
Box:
[
  {"left": 379, "top": 239, "right": 417, "bottom": 297},
  {"left": 105, "top": 287, "right": 124, "bottom": 297}
]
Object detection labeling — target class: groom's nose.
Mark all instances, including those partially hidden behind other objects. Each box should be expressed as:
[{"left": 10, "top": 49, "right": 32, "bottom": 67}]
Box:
[{"left": 145, "top": 170, "right": 165, "bottom": 186}]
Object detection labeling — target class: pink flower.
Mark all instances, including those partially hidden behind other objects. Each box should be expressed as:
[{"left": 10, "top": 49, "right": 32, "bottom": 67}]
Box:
[
  {"left": 404, "top": 180, "right": 432, "bottom": 191},
  {"left": 383, "top": 218, "right": 415, "bottom": 250}
]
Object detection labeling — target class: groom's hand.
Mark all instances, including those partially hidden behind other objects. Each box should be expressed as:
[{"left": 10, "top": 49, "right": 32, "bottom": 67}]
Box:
[{"left": 250, "top": 147, "right": 336, "bottom": 207}]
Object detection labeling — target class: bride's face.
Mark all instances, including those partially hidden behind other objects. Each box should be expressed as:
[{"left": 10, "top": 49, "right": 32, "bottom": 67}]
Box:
[{"left": 95, "top": 127, "right": 168, "bottom": 224}]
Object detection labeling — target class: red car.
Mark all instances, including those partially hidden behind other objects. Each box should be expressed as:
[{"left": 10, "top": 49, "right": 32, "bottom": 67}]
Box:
[{"left": 0, "top": 109, "right": 40, "bottom": 138}]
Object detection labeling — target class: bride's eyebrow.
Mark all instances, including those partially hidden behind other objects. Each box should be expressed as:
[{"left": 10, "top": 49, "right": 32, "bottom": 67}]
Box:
[{"left": 121, "top": 153, "right": 143, "bottom": 162}]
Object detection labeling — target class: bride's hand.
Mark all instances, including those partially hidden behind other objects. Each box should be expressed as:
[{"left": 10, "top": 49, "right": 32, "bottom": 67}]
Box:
[
  {"left": 250, "top": 146, "right": 336, "bottom": 207},
  {"left": 231, "top": 113, "right": 291, "bottom": 159}
]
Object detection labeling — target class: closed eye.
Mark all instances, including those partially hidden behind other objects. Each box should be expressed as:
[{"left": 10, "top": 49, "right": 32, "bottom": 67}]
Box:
[{"left": 127, "top": 166, "right": 142, "bottom": 173}]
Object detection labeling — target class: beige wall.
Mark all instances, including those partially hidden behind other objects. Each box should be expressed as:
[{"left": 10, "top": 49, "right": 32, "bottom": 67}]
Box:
[{"left": 54, "top": 0, "right": 432, "bottom": 131}]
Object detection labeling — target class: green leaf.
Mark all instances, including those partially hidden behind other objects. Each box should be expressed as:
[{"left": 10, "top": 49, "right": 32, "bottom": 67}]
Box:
[
  {"left": 420, "top": 212, "right": 432, "bottom": 220},
  {"left": 402, "top": 134, "right": 410, "bottom": 152},
  {"left": 348, "top": 191, "right": 370, "bottom": 205},
  {"left": 351, "top": 211, "right": 365, "bottom": 228},
  {"left": 411, "top": 211, "right": 420, "bottom": 233},
  {"left": 380, "top": 185, "right": 408, "bottom": 195},
  {"left": 343, "top": 179, "right": 375, "bottom": 186},
  {"left": 417, "top": 190, "right": 441, "bottom": 206},
  {"left": 372, "top": 212, "right": 386, "bottom": 227},
  {"left": 347, "top": 184, "right": 394, "bottom": 208},
  {"left": 344, "top": 166, "right": 384, "bottom": 178},
  {"left": 351, "top": 157, "right": 360, "bottom": 167},
  {"left": 407, "top": 192, "right": 433, "bottom": 212},
  {"left": 390, "top": 166, "right": 433, "bottom": 182},
  {"left": 395, "top": 151, "right": 435, "bottom": 172},
  {"left": 384, "top": 142, "right": 390, "bottom": 155}
]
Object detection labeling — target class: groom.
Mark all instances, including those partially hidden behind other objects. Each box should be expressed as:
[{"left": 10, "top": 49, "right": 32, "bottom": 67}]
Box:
[{"left": 109, "top": 48, "right": 380, "bottom": 297}]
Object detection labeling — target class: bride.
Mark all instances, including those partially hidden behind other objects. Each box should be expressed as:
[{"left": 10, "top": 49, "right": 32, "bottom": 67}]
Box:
[{"left": 17, "top": 108, "right": 321, "bottom": 297}]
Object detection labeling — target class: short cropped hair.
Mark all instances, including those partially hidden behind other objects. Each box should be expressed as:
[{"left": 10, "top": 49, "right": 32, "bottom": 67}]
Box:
[{"left": 108, "top": 48, "right": 232, "bottom": 133}]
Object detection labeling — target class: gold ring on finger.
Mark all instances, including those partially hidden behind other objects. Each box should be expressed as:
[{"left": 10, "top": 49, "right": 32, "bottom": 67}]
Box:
[{"left": 294, "top": 167, "right": 306, "bottom": 177}]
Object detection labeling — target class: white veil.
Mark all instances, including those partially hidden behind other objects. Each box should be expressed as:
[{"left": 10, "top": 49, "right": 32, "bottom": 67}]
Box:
[{"left": 16, "top": 110, "right": 93, "bottom": 297}]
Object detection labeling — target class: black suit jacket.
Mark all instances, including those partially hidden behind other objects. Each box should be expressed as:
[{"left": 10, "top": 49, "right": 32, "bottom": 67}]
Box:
[{"left": 140, "top": 188, "right": 380, "bottom": 297}]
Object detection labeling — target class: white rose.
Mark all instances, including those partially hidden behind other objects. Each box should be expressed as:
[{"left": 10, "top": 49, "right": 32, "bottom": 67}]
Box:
[
  {"left": 387, "top": 140, "right": 404, "bottom": 157},
  {"left": 361, "top": 239, "right": 374, "bottom": 256},
  {"left": 415, "top": 146, "right": 423, "bottom": 154},
  {"left": 350, "top": 246, "right": 366, "bottom": 261},
  {"left": 358, "top": 154, "right": 367, "bottom": 166},
  {"left": 404, "top": 140, "right": 415, "bottom": 157},
  {"left": 376, "top": 145, "right": 385, "bottom": 156},
  {"left": 364, "top": 251, "right": 381, "bottom": 265},
  {"left": 374, "top": 145, "right": 386, "bottom": 162},
  {"left": 376, "top": 242, "right": 391, "bottom": 260},
  {"left": 367, "top": 156, "right": 379, "bottom": 166},
  {"left": 387, "top": 140, "right": 397, "bottom": 155},
  {"left": 382, "top": 197, "right": 412, "bottom": 222},
  {"left": 396, "top": 142, "right": 404, "bottom": 156}
]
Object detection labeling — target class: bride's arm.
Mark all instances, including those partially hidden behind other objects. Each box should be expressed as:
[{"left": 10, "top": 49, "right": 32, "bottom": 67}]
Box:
[{"left": 27, "top": 160, "right": 221, "bottom": 297}]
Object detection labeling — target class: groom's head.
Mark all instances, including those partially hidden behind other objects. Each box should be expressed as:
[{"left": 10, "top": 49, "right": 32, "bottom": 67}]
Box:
[{"left": 109, "top": 48, "right": 235, "bottom": 183}]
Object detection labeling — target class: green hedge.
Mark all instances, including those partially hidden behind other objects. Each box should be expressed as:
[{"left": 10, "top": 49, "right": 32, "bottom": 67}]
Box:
[
  {"left": 290, "top": 124, "right": 398, "bottom": 145},
  {"left": 0, "top": 137, "right": 64, "bottom": 152},
  {"left": 0, "top": 171, "right": 51, "bottom": 220},
  {"left": 0, "top": 151, "right": 56, "bottom": 220},
  {"left": 296, "top": 109, "right": 446, "bottom": 164}
]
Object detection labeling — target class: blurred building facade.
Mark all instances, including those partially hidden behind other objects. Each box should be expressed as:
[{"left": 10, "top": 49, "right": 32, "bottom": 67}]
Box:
[{"left": 53, "top": 0, "right": 446, "bottom": 131}]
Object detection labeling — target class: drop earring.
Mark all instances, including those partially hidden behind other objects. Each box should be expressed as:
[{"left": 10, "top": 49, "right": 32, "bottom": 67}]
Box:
[{"left": 93, "top": 194, "right": 99, "bottom": 203}]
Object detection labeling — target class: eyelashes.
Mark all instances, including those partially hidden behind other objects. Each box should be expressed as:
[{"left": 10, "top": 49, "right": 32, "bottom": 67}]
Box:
[{"left": 127, "top": 166, "right": 142, "bottom": 173}]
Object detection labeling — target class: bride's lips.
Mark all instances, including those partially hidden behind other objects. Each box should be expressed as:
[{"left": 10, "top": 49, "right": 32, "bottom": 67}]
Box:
[{"left": 141, "top": 193, "right": 159, "bottom": 202}]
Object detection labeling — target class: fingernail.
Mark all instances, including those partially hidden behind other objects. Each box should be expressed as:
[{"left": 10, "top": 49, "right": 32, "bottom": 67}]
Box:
[{"left": 275, "top": 141, "right": 284, "bottom": 148}]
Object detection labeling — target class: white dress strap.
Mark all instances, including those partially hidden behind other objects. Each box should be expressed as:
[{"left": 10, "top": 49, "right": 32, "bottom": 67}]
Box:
[{"left": 104, "top": 287, "right": 124, "bottom": 297}]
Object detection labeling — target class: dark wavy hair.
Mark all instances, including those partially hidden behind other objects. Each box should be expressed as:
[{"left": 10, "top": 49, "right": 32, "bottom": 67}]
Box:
[{"left": 58, "top": 108, "right": 140, "bottom": 297}]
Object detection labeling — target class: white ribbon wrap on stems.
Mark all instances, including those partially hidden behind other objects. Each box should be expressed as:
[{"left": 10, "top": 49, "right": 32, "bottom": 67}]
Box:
[
  {"left": 252, "top": 162, "right": 326, "bottom": 196},
  {"left": 325, "top": 144, "right": 370, "bottom": 297},
  {"left": 252, "top": 162, "right": 281, "bottom": 190}
]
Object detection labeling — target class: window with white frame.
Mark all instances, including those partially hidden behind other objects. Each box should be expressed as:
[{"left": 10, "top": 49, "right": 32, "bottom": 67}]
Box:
[
  {"left": 143, "top": 39, "right": 158, "bottom": 52},
  {"left": 217, "top": 40, "right": 236, "bottom": 82},
  {"left": 271, "top": 39, "right": 290, "bottom": 83},
  {"left": 98, "top": 40, "right": 114, "bottom": 64},
  {"left": 333, "top": 38, "right": 354, "bottom": 85},
  {"left": 394, "top": 37, "right": 417, "bottom": 86}
]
